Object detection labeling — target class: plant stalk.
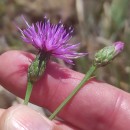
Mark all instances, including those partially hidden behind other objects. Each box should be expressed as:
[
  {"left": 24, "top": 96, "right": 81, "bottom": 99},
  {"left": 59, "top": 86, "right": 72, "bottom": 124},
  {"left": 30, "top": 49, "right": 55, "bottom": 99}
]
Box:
[
  {"left": 23, "top": 81, "right": 33, "bottom": 105},
  {"left": 49, "top": 65, "right": 97, "bottom": 120}
]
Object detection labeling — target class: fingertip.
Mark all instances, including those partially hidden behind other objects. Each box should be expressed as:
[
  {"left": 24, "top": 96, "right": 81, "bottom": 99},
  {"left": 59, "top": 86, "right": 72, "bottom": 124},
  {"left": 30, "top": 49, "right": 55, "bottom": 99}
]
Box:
[{"left": 0, "top": 105, "right": 53, "bottom": 130}]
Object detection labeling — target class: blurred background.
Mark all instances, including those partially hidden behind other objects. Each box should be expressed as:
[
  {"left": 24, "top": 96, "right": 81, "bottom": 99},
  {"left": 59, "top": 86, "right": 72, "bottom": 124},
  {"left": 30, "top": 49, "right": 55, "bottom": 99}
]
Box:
[{"left": 0, "top": 0, "right": 129, "bottom": 111}]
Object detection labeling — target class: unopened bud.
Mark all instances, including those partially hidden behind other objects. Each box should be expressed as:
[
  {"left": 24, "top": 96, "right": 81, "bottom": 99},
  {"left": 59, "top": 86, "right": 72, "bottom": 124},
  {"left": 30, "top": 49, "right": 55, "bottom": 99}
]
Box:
[{"left": 93, "top": 41, "right": 124, "bottom": 67}]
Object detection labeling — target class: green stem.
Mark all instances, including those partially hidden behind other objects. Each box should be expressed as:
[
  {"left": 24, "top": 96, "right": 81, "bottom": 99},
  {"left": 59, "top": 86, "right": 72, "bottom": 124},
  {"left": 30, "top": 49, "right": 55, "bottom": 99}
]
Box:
[
  {"left": 23, "top": 81, "right": 33, "bottom": 105},
  {"left": 49, "top": 65, "right": 97, "bottom": 120}
]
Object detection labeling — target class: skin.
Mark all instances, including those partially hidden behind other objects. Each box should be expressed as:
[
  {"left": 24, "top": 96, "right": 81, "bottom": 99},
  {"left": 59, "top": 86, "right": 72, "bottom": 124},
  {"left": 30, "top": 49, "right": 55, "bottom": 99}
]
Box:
[{"left": 0, "top": 51, "right": 130, "bottom": 130}]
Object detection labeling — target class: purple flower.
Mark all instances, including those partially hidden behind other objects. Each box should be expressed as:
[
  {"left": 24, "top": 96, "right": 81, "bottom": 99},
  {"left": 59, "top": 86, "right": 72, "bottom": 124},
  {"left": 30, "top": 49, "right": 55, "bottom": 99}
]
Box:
[
  {"left": 114, "top": 41, "right": 124, "bottom": 55},
  {"left": 18, "top": 16, "right": 86, "bottom": 64}
]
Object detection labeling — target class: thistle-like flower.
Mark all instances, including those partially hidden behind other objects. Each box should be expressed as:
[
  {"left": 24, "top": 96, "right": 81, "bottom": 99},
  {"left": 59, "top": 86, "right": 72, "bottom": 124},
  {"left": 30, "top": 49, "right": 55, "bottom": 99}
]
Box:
[
  {"left": 18, "top": 16, "right": 86, "bottom": 64},
  {"left": 18, "top": 16, "right": 86, "bottom": 105},
  {"left": 18, "top": 16, "right": 86, "bottom": 84},
  {"left": 94, "top": 41, "right": 124, "bottom": 67}
]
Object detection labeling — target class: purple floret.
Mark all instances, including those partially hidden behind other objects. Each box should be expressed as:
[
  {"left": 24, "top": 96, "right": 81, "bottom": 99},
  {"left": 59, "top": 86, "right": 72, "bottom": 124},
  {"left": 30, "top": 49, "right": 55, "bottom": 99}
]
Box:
[
  {"left": 18, "top": 16, "right": 86, "bottom": 64},
  {"left": 114, "top": 41, "right": 124, "bottom": 55}
]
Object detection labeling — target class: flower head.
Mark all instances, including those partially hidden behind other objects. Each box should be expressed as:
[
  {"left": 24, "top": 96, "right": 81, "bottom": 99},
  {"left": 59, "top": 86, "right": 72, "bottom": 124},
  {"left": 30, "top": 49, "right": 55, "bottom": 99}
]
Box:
[
  {"left": 94, "top": 41, "right": 124, "bottom": 67},
  {"left": 18, "top": 16, "right": 86, "bottom": 64}
]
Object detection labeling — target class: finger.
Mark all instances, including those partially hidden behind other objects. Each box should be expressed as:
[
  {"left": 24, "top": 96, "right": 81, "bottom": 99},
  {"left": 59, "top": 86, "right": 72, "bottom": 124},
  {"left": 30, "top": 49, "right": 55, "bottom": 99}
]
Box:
[
  {"left": 0, "top": 105, "right": 75, "bottom": 130},
  {"left": 0, "top": 51, "right": 130, "bottom": 130},
  {"left": 0, "top": 105, "right": 76, "bottom": 130},
  {"left": 0, "top": 105, "right": 53, "bottom": 130},
  {"left": 0, "top": 109, "right": 5, "bottom": 117}
]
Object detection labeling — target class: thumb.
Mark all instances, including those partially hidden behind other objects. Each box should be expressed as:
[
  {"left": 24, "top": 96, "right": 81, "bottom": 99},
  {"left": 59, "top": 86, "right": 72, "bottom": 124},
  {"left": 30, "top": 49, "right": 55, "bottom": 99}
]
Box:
[{"left": 0, "top": 105, "right": 54, "bottom": 130}]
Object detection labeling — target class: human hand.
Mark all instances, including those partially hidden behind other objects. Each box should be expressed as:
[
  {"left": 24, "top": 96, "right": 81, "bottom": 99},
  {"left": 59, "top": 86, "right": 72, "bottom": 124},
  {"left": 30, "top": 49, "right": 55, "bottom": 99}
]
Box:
[{"left": 0, "top": 51, "right": 130, "bottom": 130}]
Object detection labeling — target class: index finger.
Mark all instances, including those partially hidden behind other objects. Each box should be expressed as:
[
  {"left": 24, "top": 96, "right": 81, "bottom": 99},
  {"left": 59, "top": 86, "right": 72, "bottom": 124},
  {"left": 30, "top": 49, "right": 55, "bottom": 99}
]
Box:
[{"left": 0, "top": 51, "right": 130, "bottom": 130}]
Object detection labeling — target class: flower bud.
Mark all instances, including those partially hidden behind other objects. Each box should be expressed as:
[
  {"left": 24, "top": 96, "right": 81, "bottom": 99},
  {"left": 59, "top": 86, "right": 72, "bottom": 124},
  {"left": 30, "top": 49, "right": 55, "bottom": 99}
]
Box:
[
  {"left": 28, "top": 53, "right": 49, "bottom": 83},
  {"left": 93, "top": 41, "right": 124, "bottom": 67}
]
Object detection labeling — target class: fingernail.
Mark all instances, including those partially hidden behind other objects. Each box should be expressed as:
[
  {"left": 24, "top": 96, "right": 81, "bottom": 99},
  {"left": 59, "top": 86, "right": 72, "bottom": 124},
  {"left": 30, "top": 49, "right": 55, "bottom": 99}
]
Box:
[{"left": 2, "top": 105, "right": 53, "bottom": 130}]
